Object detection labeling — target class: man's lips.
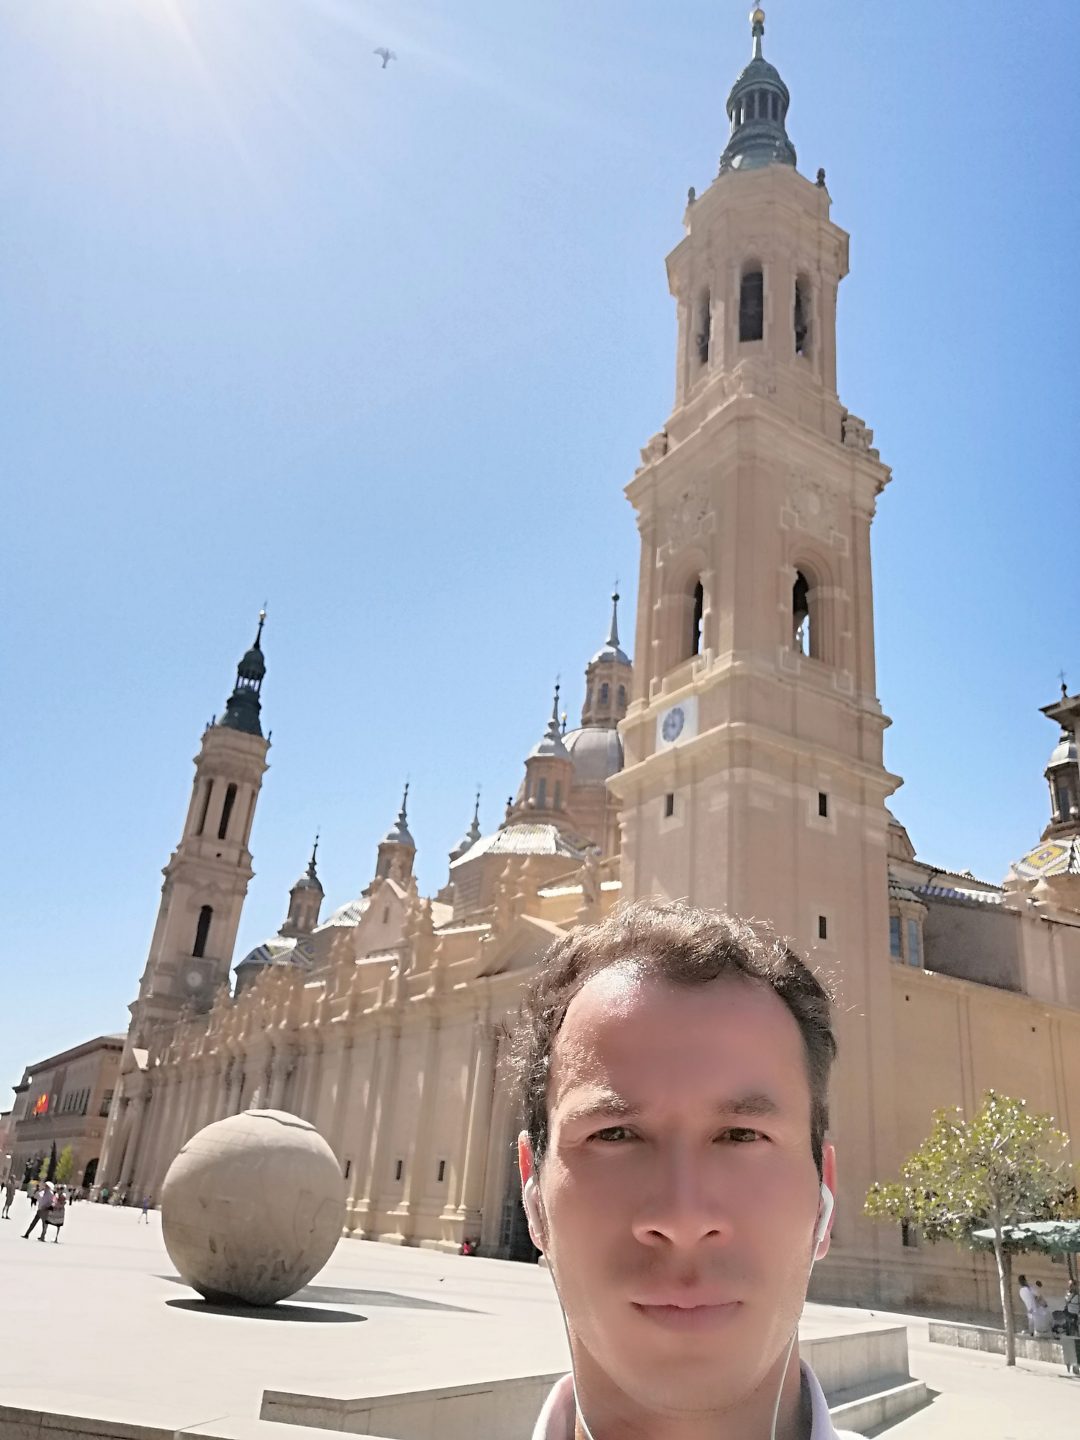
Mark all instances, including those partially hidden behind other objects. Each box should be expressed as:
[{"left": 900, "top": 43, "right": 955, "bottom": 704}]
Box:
[
  {"left": 632, "top": 1297, "right": 742, "bottom": 1332},
  {"left": 632, "top": 1290, "right": 741, "bottom": 1308}
]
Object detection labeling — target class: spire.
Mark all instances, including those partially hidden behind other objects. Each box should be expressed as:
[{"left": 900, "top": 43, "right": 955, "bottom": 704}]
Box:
[
  {"left": 449, "top": 789, "right": 483, "bottom": 863},
  {"left": 529, "top": 682, "right": 571, "bottom": 759},
  {"left": 590, "top": 589, "right": 632, "bottom": 667},
  {"left": 719, "top": 9, "right": 797, "bottom": 176},
  {"left": 219, "top": 610, "right": 267, "bottom": 737},
  {"left": 607, "top": 590, "right": 621, "bottom": 651},
  {"left": 751, "top": 5, "right": 764, "bottom": 58},
  {"left": 290, "top": 833, "right": 324, "bottom": 896},
  {"left": 382, "top": 782, "right": 416, "bottom": 849}
]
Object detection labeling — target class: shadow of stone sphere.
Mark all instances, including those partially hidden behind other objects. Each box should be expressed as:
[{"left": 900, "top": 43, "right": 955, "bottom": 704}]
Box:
[{"left": 165, "top": 1297, "right": 364, "bottom": 1323}]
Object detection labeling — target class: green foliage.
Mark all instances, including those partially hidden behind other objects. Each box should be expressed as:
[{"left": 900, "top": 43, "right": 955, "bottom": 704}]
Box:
[
  {"left": 865, "top": 1090, "right": 1074, "bottom": 1366},
  {"left": 865, "top": 1090, "right": 1071, "bottom": 1243},
  {"left": 36, "top": 1156, "right": 49, "bottom": 1181},
  {"left": 54, "top": 1145, "right": 75, "bottom": 1185}
]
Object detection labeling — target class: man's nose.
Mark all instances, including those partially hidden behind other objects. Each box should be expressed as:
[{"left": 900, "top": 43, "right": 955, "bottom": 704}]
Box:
[{"left": 629, "top": 1152, "right": 734, "bottom": 1248}]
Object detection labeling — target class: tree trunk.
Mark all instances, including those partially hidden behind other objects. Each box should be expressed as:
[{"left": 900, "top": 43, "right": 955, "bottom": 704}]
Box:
[{"left": 993, "top": 1233, "right": 1016, "bottom": 1366}]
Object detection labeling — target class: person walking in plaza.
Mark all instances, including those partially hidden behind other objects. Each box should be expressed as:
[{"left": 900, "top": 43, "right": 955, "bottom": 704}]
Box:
[
  {"left": 23, "top": 1181, "right": 54, "bottom": 1240},
  {"left": 1, "top": 1177, "right": 15, "bottom": 1219},
  {"left": 139, "top": 1193, "right": 152, "bottom": 1224},
  {"left": 1018, "top": 1274, "right": 1036, "bottom": 1336},
  {"left": 43, "top": 1186, "right": 67, "bottom": 1242}
]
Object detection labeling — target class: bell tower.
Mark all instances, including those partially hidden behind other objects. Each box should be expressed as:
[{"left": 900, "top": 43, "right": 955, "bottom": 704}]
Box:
[
  {"left": 95, "top": 616, "right": 271, "bottom": 1194},
  {"left": 609, "top": 10, "right": 902, "bottom": 1299},
  {"left": 131, "top": 613, "right": 271, "bottom": 1032}
]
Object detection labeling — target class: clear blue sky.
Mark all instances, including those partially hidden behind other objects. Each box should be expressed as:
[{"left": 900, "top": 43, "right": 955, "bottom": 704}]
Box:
[{"left": 2, "top": 1, "right": 1077, "bottom": 1095}]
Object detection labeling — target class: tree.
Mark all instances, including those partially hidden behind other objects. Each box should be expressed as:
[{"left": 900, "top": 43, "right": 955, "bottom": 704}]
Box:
[
  {"left": 54, "top": 1145, "right": 74, "bottom": 1185},
  {"left": 37, "top": 1155, "right": 49, "bottom": 1182},
  {"left": 865, "top": 1091, "right": 1073, "bottom": 1366}
]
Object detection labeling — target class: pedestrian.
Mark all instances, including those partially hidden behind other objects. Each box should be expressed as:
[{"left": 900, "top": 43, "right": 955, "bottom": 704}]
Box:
[
  {"left": 44, "top": 1187, "right": 67, "bottom": 1242},
  {"left": 1032, "top": 1280, "right": 1054, "bottom": 1337},
  {"left": 23, "top": 1182, "right": 54, "bottom": 1240},
  {"left": 1, "top": 1177, "right": 15, "bottom": 1219},
  {"left": 139, "top": 1194, "right": 152, "bottom": 1224},
  {"left": 1018, "top": 1273, "right": 1036, "bottom": 1336}
]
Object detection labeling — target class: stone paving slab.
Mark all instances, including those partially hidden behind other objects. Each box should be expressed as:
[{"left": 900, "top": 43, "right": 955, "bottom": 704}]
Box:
[{"left": 0, "top": 1202, "right": 1075, "bottom": 1437}]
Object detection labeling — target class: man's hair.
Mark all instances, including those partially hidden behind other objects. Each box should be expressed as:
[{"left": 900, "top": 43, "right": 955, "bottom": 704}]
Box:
[{"left": 509, "top": 899, "right": 837, "bottom": 1178}]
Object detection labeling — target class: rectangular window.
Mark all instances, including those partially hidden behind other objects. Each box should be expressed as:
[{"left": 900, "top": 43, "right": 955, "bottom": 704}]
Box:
[
  {"left": 889, "top": 916, "right": 902, "bottom": 959},
  {"left": 901, "top": 1220, "right": 919, "bottom": 1249},
  {"left": 437, "top": 1159, "right": 446, "bottom": 1183},
  {"left": 906, "top": 919, "right": 922, "bottom": 968},
  {"left": 664, "top": 793, "right": 675, "bottom": 818},
  {"left": 818, "top": 915, "right": 828, "bottom": 941},
  {"left": 818, "top": 792, "right": 828, "bottom": 818},
  {"left": 394, "top": 1159, "right": 404, "bottom": 1182},
  {"left": 100, "top": 1090, "right": 114, "bottom": 1118},
  {"left": 536, "top": 777, "right": 547, "bottom": 808}
]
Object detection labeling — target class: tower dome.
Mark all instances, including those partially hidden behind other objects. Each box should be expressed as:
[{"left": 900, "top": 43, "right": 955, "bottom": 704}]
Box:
[
  {"left": 719, "top": 9, "right": 797, "bottom": 175},
  {"left": 219, "top": 611, "right": 267, "bottom": 737}
]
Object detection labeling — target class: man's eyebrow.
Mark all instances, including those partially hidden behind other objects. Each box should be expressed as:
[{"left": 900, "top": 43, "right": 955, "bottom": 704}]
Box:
[{"left": 561, "top": 1090, "right": 782, "bottom": 1123}]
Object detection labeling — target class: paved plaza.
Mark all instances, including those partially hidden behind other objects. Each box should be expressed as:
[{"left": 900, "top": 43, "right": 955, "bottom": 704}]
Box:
[{"left": 0, "top": 1201, "right": 1075, "bottom": 1438}]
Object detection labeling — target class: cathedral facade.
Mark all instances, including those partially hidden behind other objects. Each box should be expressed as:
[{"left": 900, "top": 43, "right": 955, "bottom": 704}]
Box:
[{"left": 96, "top": 13, "right": 1080, "bottom": 1316}]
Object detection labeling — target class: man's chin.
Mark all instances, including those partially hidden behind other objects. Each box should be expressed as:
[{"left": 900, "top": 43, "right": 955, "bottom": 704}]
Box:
[{"left": 599, "top": 1317, "right": 768, "bottom": 1414}]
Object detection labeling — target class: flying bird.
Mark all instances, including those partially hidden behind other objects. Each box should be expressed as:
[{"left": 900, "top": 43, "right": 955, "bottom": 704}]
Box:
[{"left": 373, "top": 47, "right": 396, "bottom": 69}]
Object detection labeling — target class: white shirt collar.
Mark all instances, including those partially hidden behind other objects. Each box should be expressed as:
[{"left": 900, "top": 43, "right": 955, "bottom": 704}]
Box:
[{"left": 531, "top": 1360, "right": 854, "bottom": 1440}]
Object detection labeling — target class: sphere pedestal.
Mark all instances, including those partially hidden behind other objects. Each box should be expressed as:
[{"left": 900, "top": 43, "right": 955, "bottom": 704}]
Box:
[{"left": 162, "top": 1109, "right": 345, "bottom": 1306}]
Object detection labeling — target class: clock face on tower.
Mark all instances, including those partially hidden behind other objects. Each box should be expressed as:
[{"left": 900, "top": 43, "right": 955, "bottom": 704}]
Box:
[
  {"left": 185, "top": 968, "right": 203, "bottom": 991},
  {"left": 661, "top": 706, "right": 685, "bottom": 743}
]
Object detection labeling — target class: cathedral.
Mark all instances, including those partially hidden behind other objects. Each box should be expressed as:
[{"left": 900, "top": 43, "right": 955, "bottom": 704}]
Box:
[{"left": 96, "top": 12, "right": 1080, "bottom": 1315}]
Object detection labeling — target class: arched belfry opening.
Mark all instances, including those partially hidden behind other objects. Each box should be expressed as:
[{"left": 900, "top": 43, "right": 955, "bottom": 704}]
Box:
[
  {"left": 690, "top": 580, "right": 705, "bottom": 658},
  {"left": 696, "top": 289, "right": 711, "bottom": 366},
  {"left": 193, "top": 904, "right": 213, "bottom": 959},
  {"left": 739, "top": 267, "right": 764, "bottom": 343},
  {"left": 794, "top": 277, "right": 810, "bottom": 356},
  {"left": 791, "top": 570, "right": 825, "bottom": 660},
  {"left": 217, "top": 782, "right": 237, "bottom": 840}
]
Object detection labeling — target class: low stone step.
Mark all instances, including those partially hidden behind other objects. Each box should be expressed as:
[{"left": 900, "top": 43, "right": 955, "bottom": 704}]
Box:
[{"left": 831, "top": 1377, "right": 932, "bottom": 1435}]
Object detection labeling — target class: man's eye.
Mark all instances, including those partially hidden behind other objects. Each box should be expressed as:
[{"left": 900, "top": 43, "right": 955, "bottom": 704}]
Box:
[
  {"left": 590, "top": 1125, "right": 635, "bottom": 1143},
  {"left": 719, "top": 1127, "right": 766, "bottom": 1144}
]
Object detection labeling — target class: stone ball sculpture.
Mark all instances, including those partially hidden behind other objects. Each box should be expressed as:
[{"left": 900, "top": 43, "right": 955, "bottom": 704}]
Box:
[{"left": 162, "top": 1109, "right": 346, "bottom": 1306}]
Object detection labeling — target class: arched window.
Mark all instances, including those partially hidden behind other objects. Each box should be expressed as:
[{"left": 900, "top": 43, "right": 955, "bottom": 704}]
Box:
[
  {"left": 536, "top": 777, "right": 548, "bottom": 808},
  {"left": 599, "top": 682, "right": 610, "bottom": 706},
  {"left": 739, "top": 268, "right": 764, "bottom": 342},
  {"left": 1055, "top": 776, "right": 1076, "bottom": 821},
  {"left": 792, "top": 572, "right": 811, "bottom": 655},
  {"left": 554, "top": 781, "right": 562, "bottom": 810},
  {"left": 193, "top": 905, "right": 213, "bottom": 959},
  {"left": 195, "top": 781, "right": 213, "bottom": 837},
  {"left": 617, "top": 684, "right": 627, "bottom": 709},
  {"left": 695, "top": 290, "right": 711, "bottom": 366},
  {"left": 691, "top": 581, "right": 704, "bottom": 657},
  {"left": 794, "top": 277, "right": 810, "bottom": 356},
  {"left": 217, "top": 782, "right": 237, "bottom": 840}
]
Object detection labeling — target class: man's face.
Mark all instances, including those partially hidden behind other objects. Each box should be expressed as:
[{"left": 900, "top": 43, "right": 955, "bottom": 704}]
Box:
[{"left": 519, "top": 966, "right": 835, "bottom": 1424}]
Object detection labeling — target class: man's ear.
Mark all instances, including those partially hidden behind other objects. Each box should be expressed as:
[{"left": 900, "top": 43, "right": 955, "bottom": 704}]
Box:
[
  {"left": 817, "top": 1141, "right": 837, "bottom": 1260},
  {"left": 517, "top": 1130, "right": 546, "bottom": 1251}
]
